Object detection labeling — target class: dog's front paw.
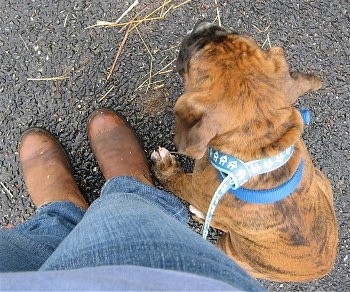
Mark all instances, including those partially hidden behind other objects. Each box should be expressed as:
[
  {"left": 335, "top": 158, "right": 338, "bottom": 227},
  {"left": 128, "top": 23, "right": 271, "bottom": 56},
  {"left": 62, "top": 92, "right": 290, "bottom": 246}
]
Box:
[
  {"left": 189, "top": 205, "right": 206, "bottom": 223},
  {"left": 151, "top": 147, "right": 182, "bottom": 184}
]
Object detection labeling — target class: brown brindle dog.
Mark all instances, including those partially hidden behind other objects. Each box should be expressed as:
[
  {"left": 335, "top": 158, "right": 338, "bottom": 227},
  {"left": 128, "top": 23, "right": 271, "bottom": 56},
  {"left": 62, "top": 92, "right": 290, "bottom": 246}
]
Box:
[{"left": 151, "top": 21, "right": 338, "bottom": 282}]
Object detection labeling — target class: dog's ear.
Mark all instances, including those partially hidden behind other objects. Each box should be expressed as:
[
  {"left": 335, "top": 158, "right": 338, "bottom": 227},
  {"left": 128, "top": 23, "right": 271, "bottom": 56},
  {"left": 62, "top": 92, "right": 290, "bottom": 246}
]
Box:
[
  {"left": 287, "top": 72, "right": 323, "bottom": 103},
  {"left": 173, "top": 94, "right": 217, "bottom": 159},
  {"left": 265, "top": 47, "right": 323, "bottom": 104}
]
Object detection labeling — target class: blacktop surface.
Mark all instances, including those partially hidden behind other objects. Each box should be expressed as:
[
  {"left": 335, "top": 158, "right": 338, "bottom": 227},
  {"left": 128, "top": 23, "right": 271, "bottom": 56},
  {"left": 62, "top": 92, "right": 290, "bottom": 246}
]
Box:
[{"left": 0, "top": 0, "right": 349, "bottom": 290}]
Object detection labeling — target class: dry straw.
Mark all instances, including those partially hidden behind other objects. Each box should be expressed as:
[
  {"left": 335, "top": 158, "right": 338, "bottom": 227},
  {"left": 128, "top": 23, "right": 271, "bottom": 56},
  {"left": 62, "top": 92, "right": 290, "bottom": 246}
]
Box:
[
  {"left": 27, "top": 75, "right": 70, "bottom": 81},
  {"left": 26, "top": 0, "right": 224, "bottom": 93},
  {"left": 253, "top": 22, "right": 272, "bottom": 49},
  {"left": 214, "top": 0, "right": 221, "bottom": 27},
  {"left": 88, "top": 0, "right": 194, "bottom": 83},
  {"left": 0, "top": 182, "right": 13, "bottom": 198}
]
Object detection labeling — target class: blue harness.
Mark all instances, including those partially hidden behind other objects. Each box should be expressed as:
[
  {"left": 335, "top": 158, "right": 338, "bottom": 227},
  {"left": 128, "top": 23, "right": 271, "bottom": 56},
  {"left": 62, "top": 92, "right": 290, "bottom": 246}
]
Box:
[{"left": 201, "top": 109, "right": 310, "bottom": 239}]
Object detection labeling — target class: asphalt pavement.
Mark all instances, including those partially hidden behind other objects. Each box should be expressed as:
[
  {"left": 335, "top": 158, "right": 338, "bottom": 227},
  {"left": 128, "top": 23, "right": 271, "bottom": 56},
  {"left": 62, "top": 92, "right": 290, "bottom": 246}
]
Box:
[{"left": 0, "top": 0, "right": 349, "bottom": 290}]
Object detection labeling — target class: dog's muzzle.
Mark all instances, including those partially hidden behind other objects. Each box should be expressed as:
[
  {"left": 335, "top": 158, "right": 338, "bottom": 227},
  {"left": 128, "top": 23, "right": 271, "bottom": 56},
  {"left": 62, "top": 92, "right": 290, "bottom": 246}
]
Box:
[{"left": 176, "top": 20, "right": 229, "bottom": 76}]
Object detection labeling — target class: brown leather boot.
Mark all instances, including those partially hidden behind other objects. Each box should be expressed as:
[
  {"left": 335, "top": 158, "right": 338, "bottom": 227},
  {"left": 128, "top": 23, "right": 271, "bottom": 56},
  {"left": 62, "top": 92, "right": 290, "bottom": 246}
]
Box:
[
  {"left": 87, "top": 108, "right": 153, "bottom": 186},
  {"left": 19, "top": 128, "right": 88, "bottom": 210}
]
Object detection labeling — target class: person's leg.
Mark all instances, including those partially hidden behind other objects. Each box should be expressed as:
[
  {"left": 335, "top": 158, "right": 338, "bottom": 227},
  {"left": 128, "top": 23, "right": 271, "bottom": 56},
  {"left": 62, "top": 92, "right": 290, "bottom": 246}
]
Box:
[
  {"left": 0, "top": 202, "right": 84, "bottom": 272},
  {"left": 40, "top": 176, "right": 262, "bottom": 290},
  {"left": 40, "top": 109, "right": 263, "bottom": 290},
  {"left": 0, "top": 128, "right": 88, "bottom": 272}
]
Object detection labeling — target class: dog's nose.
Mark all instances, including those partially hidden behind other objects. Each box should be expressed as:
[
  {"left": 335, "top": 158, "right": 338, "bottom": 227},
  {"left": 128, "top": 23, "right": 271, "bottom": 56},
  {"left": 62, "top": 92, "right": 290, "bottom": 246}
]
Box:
[
  {"left": 176, "top": 21, "right": 228, "bottom": 76},
  {"left": 192, "top": 20, "right": 225, "bottom": 34},
  {"left": 193, "top": 21, "right": 217, "bottom": 33}
]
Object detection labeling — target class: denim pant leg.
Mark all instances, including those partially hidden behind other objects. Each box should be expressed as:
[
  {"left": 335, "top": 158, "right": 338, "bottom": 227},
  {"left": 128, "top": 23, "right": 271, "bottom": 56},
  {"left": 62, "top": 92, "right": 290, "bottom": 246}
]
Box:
[
  {"left": 0, "top": 202, "right": 85, "bottom": 272},
  {"left": 40, "top": 176, "right": 263, "bottom": 291}
]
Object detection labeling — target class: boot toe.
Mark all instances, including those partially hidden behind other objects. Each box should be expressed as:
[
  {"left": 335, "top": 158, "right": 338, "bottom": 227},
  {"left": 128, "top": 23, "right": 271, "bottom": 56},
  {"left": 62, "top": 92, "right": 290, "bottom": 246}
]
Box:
[
  {"left": 19, "top": 128, "right": 88, "bottom": 209},
  {"left": 88, "top": 108, "right": 153, "bottom": 185}
]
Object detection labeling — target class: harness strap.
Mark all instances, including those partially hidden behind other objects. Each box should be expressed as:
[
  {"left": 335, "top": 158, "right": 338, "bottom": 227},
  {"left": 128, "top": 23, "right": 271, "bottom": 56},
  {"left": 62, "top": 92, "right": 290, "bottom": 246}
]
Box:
[
  {"left": 201, "top": 108, "right": 310, "bottom": 239},
  {"left": 203, "top": 145, "right": 304, "bottom": 239}
]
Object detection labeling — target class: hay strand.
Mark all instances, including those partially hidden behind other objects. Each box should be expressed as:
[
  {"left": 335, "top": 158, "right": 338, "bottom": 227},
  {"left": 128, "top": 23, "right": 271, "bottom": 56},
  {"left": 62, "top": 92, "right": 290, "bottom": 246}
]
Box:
[
  {"left": 214, "top": 0, "right": 222, "bottom": 27},
  {"left": 98, "top": 85, "right": 115, "bottom": 102},
  {"left": 131, "top": 0, "right": 172, "bottom": 30},
  {"left": 106, "top": 24, "right": 133, "bottom": 80},
  {"left": 136, "top": 27, "right": 154, "bottom": 92},
  {"left": 91, "top": 0, "right": 193, "bottom": 84},
  {"left": 0, "top": 182, "right": 13, "bottom": 198},
  {"left": 27, "top": 75, "right": 69, "bottom": 81},
  {"left": 261, "top": 33, "right": 272, "bottom": 49},
  {"left": 115, "top": 0, "right": 139, "bottom": 24},
  {"left": 252, "top": 22, "right": 272, "bottom": 33},
  {"left": 173, "top": 0, "right": 193, "bottom": 9},
  {"left": 18, "top": 34, "right": 29, "bottom": 50}
]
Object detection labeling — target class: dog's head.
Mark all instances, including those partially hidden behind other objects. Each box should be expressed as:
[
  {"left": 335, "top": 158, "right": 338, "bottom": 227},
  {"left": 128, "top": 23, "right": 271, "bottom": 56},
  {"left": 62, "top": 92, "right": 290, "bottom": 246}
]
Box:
[{"left": 174, "top": 21, "right": 322, "bottom": 159}]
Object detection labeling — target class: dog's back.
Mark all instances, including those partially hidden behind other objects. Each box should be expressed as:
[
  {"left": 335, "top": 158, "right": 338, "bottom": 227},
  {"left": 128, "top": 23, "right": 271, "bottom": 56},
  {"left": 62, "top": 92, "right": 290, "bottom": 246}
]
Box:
[{"left": 152, "top": 22, "right": 338, "bottom": 282}]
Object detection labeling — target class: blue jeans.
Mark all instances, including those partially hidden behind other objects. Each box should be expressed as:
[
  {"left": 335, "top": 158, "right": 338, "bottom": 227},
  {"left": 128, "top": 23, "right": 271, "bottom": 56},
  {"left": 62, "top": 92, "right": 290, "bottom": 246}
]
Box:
[{"left": 0, "top": 176, "right": 263, "bottom": 290}]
